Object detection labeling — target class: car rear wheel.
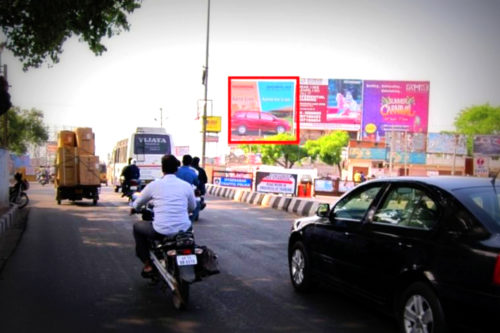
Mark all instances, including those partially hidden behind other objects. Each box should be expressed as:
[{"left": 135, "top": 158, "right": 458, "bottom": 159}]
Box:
[
  {"left": 398, "top": 282, "right": 446, "bottom": 333},
  {"left": 276, "top": 125, "right": 286, "bottom": 134},
  {"left": 289, "top": 241, "right": 313, "bottom": 292},
  {"left": 237, "top": 125, "right": 247, "bottom": 135}
]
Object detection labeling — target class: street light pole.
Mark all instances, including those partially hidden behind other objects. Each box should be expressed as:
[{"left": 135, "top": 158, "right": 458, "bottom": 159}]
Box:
[{"left": 201, "top": 0, "right": 211, "bottom": 168}]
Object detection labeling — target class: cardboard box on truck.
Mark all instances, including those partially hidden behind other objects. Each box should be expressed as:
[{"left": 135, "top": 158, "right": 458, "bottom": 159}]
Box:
[
  {"left": 75, "top": 127, "right": 95, "bottom": 155},
  {"left": 57, "top": 131, "right": 76, "bottom": 148},
  {"left": 78, "top": 155, "right": 100, "bottom": 185},
  {"left": 55, "top": 147, "right": 78, "bottom": 186}
]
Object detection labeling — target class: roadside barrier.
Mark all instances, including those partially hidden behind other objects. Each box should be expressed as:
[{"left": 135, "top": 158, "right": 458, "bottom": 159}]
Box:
[
  {"left": 205, "top": 184, "right": 325, "bottom": 217},
  {"left": 0, "top": 203, "right": 19, "bottom": 237}
]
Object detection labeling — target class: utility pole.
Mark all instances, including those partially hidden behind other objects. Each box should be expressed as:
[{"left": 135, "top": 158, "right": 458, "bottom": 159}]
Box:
[{"left": 201, "top": 0, "right": 211, "bottom": 168}]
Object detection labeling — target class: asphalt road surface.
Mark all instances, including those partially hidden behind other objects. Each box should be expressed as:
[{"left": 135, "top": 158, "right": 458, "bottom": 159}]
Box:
[{"left": 0, "top": 183, "right": 397, "bottom": 333}]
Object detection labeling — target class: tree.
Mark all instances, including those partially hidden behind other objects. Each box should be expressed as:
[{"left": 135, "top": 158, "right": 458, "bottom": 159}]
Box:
[
  {"left": 239, "top": 133, "right": 308, "bottom": 169},
  {"left": 1, "top": 107, "right": 49, "bottom": 154},
  {"left": 454, "top": 104, "right": 500, "bottom": 155},
  {"left": 0, "top": 0, "right": 142, "bottom": 70},
  {"left": 304, "top": 131, "right": 349, "bottom": 174}
]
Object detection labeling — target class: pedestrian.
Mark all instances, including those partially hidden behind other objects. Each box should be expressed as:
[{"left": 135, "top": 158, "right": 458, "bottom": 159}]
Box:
[
  {"left": 360, "top": 171, "right": 366, "bottom": 182},
  {"left": 354, "top": 171, "right": 361, "bottom": 183}
]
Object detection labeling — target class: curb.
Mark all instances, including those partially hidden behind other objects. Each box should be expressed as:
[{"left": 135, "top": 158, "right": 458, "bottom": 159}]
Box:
[
  {"left": 206, "top": 184, "right": 329, "bottom": 217},
  {"left": 0, "top": 203, "right": 19, "bottom": 237}
]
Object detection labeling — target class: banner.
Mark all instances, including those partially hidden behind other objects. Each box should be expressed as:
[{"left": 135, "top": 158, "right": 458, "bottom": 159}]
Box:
[
  {"left": 473, "top": 135, "right": 500, "bottom": 155},
  {"left": 214, "top": 177, "right": 252, "bottom": 188},
  {"left": 427, "top": 133, "right": 467, "bottom": 155},
  {"left": 229, "top": 77, "right": 299, "bottom": 144},
  {"left": 362, "top": 81, "right": 430, "bottom": 141},
  {"left": 349, "top": 148, "right": 387, "bottom": 160},
  {"left": 255, "top": 171, "right": 297, "bottom": 195},
  {"left": 300, "top": 78, "right": 362, "bottom": 131}
]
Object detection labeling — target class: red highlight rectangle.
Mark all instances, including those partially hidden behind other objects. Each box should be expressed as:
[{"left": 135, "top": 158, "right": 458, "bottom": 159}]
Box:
[{"left": 228, "top": 76, "right": 300, "bottom": 145}]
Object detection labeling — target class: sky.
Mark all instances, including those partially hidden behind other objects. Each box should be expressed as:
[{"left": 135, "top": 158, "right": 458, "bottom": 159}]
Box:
[{"left": 2, "top": 0, "right": 500, "bottom": 162}]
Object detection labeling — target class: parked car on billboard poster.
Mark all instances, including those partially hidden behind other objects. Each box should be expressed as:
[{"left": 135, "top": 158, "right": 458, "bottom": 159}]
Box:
[{"left": 231, "top": 111, "right": 291, "bottom": 136}]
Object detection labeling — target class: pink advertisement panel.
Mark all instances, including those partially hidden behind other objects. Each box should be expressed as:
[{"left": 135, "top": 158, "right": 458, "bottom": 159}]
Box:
[
  {"left": 300, "top": 78, "right": 362, "bottom": 131},
  {"left": 362, "top": 81, "right": 430, "bottom": 141}
]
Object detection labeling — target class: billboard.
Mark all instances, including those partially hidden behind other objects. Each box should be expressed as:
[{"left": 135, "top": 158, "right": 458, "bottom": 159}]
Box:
[
  {"left": 427, "top": 133, "right": 467, "bottom": 155},
  {"left": 300, "top": 78, "right": 362, "bottom": 131},
  {"left": 203, "top": 116, "right": 222, "bottom": 133},
  {"left": 229, "top": 77, "right": 299, "bottom": 144},
  {"left": 255, "top": 171, "right": 298, "bottom": 195},
  {"left": 474, "top": 135, "right": 500, "bottom": 155},
  {"left": 362, "top": 81, "right": 430, "bottom": 141}
]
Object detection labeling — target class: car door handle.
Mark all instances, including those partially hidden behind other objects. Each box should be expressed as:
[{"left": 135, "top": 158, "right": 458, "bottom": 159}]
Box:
[
  {"left": 398, "top": 242, "right": 413, "bottom": 249},
  {"left": 344, "top": 232, "right": 351, "bottom": 238}
]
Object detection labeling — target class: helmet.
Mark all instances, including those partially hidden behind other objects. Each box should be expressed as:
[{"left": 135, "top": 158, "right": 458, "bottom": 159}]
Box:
[{"left": 131, "top": 159, "right": 137, "bottom": 165}]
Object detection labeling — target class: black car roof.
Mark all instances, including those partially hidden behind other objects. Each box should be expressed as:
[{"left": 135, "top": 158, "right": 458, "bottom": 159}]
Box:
[{"left": 369, "top": 176, "right": 498, "bottom": 192}]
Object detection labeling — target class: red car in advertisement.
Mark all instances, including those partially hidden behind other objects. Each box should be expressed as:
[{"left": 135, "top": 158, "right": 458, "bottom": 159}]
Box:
[{"left": 231, "top": 111, "right": 291, "bottom": 136}]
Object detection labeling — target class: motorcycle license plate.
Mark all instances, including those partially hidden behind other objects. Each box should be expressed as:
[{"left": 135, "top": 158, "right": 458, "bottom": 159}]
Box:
[
  {"left": 176, "top": 254, "right": 197, "bottom": 266},
  {"left": 130, "top": 186, "right": 138, "bottom": 191}
]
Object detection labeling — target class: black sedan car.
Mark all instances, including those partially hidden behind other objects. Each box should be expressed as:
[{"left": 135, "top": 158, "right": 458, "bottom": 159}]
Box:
[{"left": 288, "top": 176, "right": 500, "bottom": 333}]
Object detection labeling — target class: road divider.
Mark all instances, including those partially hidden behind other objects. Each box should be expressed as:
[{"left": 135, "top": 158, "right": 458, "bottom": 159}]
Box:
[
  {"left": 0, "top": 203, "right": 19, "bottom": 237},
  {"left": 206, "top": 184, "right": 325, "bottom": 217}
]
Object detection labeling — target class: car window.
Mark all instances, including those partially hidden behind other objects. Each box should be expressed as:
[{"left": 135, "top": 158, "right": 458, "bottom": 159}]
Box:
[
  {"left": 261, "top": 113, "right": 273, "bottom": 121},
  {"left": 246, "top": 112, "right": 259, "bottom": 120},
  {"left": 235, "top": 112, "right": 246, "bottom": 119},
  {"left": 333, "top": 185, "right": 382, "bottom": 221},
  {"left": 454, "top": 186, "right": 500, "bottom": 231},
  {"left": 373, "top": 186, "right": 438, "bottom": 230}
]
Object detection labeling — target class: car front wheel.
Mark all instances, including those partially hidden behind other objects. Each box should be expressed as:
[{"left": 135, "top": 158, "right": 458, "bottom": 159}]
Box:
[
  {"left": 398, "top": 282, "right": 446, "bottom": 333},
  {"left": 289, "top": 241, "right": 313, "bottom": 292}
]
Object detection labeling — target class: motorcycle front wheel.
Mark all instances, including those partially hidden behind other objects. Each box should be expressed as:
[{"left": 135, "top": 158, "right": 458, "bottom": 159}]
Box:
[{"left": 16, "top": 192, "right": 29, "bottom": 209}]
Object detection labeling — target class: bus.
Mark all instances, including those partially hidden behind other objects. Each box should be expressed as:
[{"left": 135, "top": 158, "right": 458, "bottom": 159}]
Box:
[{"left": 108, "top": 127, "right": 174, "bottom": 191}]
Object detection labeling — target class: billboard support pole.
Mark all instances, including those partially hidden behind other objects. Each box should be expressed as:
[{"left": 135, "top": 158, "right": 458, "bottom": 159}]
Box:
[{"left": 452, "top": 134, "right": 457, "bottom": 175}]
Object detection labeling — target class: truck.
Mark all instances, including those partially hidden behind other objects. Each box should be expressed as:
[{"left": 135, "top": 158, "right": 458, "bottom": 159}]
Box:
[{"left": 55, "top": 128, "right": 100, "bottom": 205}]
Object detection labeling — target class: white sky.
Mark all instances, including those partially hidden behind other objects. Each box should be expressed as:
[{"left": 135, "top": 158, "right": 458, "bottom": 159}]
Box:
[{"left": 2, "top": 0, "right": 500, "bottom": 161}]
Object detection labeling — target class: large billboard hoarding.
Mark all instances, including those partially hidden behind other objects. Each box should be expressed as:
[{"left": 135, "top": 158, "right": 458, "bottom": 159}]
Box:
[
  {"left": 229, "top": 77, "right": 299, "bottom": 144},
  {"left": 362, "top": 81, "right": 430, "bottom": 141},
  {"left": 427, "top": 133, "right": 467, "bottom": 155},
  {"left": 300, "top": 78, "right": 362, "bottom": 131},
  {"left": 474, "top": 135, "right": 500, "bottom": 155}
]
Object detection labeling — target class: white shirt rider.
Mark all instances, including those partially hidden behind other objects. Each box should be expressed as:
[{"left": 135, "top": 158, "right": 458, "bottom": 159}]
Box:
[{"left": 133, "top": 174, "right": 196, "bottom": 235}]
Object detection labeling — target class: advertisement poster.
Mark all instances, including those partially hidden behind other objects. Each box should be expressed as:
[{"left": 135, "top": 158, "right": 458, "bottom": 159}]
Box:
[
  {"left": 314, "top": 179, "right": 334, "bottom": 192},
  {"left": 474, "top": 157, "right": 490, "bottom": 177},
  {"left": 386, "top": 132, "right": 427, "bottom": 153},
  {"left": 427, "top": 133, "right": 467, "bottom": 155},
  {"left": 362, "top": 81, "right": 430, "bottom": 141},
  {"left": 213, "top": 177, "right": 252, "bottom": 188},
  {"left": 473, "top": 135, "right": 500, "bottom": 155},
  {"left": 229, "top": 77, "right": 299, "bottom": 144},
  {"left": 299, "top": 78, "right": 362, "bottom": 131},
  {"left": 348, "top": 148, "right": 387, "bottom": 160},
  {"left": 255, "top": 171, "right": 297, "bottom": 195}
]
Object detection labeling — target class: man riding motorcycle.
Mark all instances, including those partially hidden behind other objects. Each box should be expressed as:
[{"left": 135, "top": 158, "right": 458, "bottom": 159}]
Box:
[
  {"left": 132, "top": 154, "right": 196, "bottom": 276},
  {"left": 121, "top": 158, "right": 140, "bottom": 197}
]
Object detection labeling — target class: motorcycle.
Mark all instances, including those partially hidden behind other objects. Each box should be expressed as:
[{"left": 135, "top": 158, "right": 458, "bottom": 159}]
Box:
[
  {"left": 10, "top": 173, "right": 29, "bottom": 208},
  {"left": 132, "top": 204, "right": 219, "bottom": 310},
  {"left": 37, "top": 173, "right": 49, "bottom": 186},
  {"left": 122, "top": 178, "right": 140, "bottom": 201}
]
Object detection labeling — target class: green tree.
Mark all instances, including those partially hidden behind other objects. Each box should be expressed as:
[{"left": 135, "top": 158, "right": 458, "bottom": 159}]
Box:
[
  {"left": 2, "top": 107, "right": 49, "bottom": 154},
  {"left": 304, "top": 131, "right": 349, "bottom": 174},
  {"left": 239, "top": 133, "right": 308, "bottom": 168},
  {"left": 454, "top": 104, "right": 500, "bottom": 155},
  {"left": 0, "top": 0, "right": 142, "bottom": 70}
]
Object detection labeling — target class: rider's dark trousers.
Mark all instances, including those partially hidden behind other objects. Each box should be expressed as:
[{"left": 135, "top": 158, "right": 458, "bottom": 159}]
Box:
[{"left": 133, "top": 221, "right": 165, "bottom": 263}]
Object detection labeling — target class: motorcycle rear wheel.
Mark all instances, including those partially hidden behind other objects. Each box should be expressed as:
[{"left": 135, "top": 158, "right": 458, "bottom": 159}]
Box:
[{"left": 16, "top": 192, "right": 29, "bottom": 209}]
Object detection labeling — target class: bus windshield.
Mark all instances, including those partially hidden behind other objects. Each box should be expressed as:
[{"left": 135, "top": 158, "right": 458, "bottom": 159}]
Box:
[{"left": 133, "top": 134, "right": 171, "bottom": 155}]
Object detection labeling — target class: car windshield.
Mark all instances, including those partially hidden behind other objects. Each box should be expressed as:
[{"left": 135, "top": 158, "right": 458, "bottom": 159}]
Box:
[{"left": 453, "top": 185, "right": 500, "bottom": 230}]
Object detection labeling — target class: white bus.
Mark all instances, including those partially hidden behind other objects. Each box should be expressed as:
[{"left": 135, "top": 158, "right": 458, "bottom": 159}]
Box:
[{"left": 108, "top": 127, "right": 174, "bottom": 191}]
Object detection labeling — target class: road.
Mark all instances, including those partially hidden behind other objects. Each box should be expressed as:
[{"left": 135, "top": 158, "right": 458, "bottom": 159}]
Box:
[{"left": 0, "top": 183, "right": 397, "bottom": 333}]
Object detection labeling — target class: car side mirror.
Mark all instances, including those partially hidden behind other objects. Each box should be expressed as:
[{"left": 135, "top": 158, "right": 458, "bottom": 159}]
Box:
[{"left": 316, "top": 203, "right": 330, "bottom": 218}]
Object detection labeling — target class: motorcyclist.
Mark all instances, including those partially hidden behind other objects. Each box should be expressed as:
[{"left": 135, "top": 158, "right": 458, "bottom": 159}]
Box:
[
  {"left": 121, "top": 158, "right": 140, "bottom": 197},
  {"left": 176, "top": 155, "right": 200, "bottom": 221},
  {"left": 191, "top": 156, "right": 207, "bottom": 210},
  {"left": 132, "top": 154, "right": 196, "bottom": 276}
]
